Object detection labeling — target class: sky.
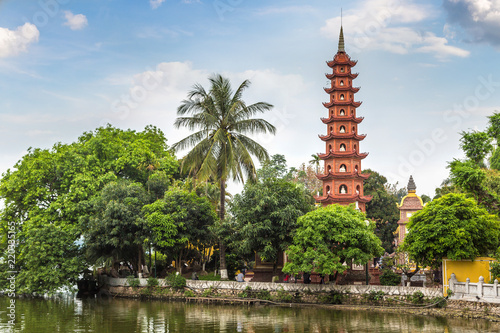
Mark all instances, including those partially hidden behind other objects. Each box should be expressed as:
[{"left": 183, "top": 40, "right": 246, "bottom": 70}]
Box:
[{"left": 1, "top": 0, "right": 500, "bottom": 198}]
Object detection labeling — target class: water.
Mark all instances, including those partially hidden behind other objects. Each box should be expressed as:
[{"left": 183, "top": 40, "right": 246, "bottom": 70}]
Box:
[{"left": 0, "top": 297, "right": 499, "bottom": 333}]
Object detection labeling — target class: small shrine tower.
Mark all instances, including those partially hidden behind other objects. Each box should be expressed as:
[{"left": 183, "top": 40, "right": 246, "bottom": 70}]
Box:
[
  {"left": 396, "top": 175, "right": 424, "bottom": 246},
  {"left": 315, "top": 26, "right": 371, "bottom": 211}
]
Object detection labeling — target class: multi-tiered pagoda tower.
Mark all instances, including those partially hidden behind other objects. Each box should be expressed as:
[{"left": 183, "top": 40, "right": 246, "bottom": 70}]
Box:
[{"left": 315, "top": 26, "right": 371, "bottom": 211}]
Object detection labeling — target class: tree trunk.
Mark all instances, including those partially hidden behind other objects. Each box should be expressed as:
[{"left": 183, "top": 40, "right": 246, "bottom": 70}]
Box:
[
  {"left": 138, "top": 246, "right": 143, "bottom": 277},
  {"left": 219, "top": 178, "right": 228, "bottom": 280}
]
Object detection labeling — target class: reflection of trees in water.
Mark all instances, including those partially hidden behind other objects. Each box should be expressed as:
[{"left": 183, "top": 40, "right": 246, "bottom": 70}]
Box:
[{"left": 2, "top": 297, "right": 500, "bottom": 333}]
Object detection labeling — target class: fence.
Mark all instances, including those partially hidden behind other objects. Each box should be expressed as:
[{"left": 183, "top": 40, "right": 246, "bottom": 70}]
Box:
[{"left": 448, "top": 273, "right": 500, "bottom": 303}]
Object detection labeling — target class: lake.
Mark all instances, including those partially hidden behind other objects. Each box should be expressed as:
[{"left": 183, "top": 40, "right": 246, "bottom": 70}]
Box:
[{"left": 1, "top": 296, "right": 499, "bottom": 332}]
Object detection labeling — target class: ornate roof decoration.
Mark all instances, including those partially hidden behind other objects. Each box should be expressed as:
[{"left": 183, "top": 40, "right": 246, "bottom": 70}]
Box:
[{"left": 408, "top": 175, "right": 416, "bottom": 192}]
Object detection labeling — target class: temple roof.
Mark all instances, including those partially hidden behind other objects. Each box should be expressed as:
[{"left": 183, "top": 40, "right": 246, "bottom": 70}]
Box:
[
  {"left": 318, "top": 151, "right": 368, "bottom": 160},
  {"left": 316, "top": 193, "right": 372, "bottom": 204},
  {"left": 338, "top": 25, "right": 345, "bottom": 52},
  {"left": 324, "top": 86, "right": 360, "bottom": 94},
  {"left": 326, "top": 72, "right": 358, "bottom": 80},
  {"left": 408, "top": 175, "right": 416, "bottom": 192},
  {"left": 319, "top": 132, "right": 366, "bottom": 141},
  {"left": 316, "top": 171, "right": 370, "bottom": 181},
  {"left": 323, "top": 100, "right": 362, "bottom": 108},
  {"left": 321, "top": 115, "right": 364, "bottom": 124}
]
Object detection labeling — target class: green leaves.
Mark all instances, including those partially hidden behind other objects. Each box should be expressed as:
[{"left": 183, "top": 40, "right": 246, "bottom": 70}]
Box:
[
  {"left": 283, "top": 204, "right": 384, "bottom": 276},
  {"left": 403, "top": 193, "right": 500, "bottom": 268}
]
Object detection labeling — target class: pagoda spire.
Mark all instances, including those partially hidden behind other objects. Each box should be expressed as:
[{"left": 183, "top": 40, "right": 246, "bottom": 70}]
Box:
[{"left": 338, "top": 25, "right": 345, "bottom": 52}]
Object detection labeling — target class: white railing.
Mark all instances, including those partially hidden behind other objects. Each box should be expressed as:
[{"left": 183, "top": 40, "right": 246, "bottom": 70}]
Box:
[{"left": 449, "top": 273, "right": 500, "bottom": 302}]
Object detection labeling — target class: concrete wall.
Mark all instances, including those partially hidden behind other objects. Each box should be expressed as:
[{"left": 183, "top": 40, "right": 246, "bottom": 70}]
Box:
[{"left": 102, "top": 276, "right": 443, "bottom": 297}]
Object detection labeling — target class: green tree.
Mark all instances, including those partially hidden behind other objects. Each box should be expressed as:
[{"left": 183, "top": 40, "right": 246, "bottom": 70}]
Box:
[
  {"left": 308, "top": 154, "right": 321, "bottom": 174},
  {"left": 283, "top": 204, "right": 384, "bottom": 277},
  {"left": 83, "top": 180, "right": 150, "bottom": 273},
  {"left": 0, "top": 125, "right": 178, "bottom": 293},
  {"left": 459, "top": 130, "right": 493, "bottom": 166},
  {"left": 257, "top": 154, "right": 290, "bottom": 180},
  {"left": 290, "top": 163, "right": 323, "bottom": 196},
  {"left": 362, "top": 169, "right": 400, "bottom": 253},
  {"left": 172, "top": 74, "right": 276, "bottom": 279},
  {"left": 402, "top": 193, "right": 500, "bottom": 268},
  {"left": 143, "top": 187, "right": 217, "bottom": 274},
  {"left": 231, "top": 178, "right": 314, "bottom": 278}
]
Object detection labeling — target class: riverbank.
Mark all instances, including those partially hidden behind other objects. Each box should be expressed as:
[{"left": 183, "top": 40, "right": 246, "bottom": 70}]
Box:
[{"left": 98, "top": 276, "right": 500, "bottom": 322}]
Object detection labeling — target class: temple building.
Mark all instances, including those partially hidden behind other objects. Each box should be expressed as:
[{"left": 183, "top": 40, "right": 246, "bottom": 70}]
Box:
[
  {"left": 315, "top": 26, "right": 371, "bottom": 211},
  {"left": 395, "top": 175, "right": 424, "bottom": 247}
]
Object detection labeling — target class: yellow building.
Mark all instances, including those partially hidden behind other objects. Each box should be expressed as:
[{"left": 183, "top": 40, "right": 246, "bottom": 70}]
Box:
[{"left": 395, "top": 176, "right": 424, "bottom": 249}]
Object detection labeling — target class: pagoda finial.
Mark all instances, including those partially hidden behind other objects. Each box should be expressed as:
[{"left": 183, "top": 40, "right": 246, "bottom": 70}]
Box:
[
  {"left": 338, "top": 11, "right": 345, "bottom": 53},
  {"left": 407, "top": 175, "right": 417, "bottom": 193}
]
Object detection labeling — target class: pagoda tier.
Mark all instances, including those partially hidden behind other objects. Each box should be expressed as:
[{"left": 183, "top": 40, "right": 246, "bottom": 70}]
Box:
[
  {"left": 326, "top": 58, "right": 357, "bottom": 67},
  {"left": 316, "top": 171, "right": 370, "bottom": 181},
  {"left": 319, "top": 133, "right": 366, "bottom": 141},
  {"left": 323, "top": 100, "right": 362, "bottom": 108},
  {"left": 326, "top": 72, "right": 358, "bottom": 80},
  {"left": 324, "top": 86, "right": 360, "bottom": 93},
  {"left": 318, "top": 151, "right": 368, "bottom": 159},
  {"left": 321, "top": 115, "right": 364, "bottom": 124},
  {"left": 316, "top": 193, "right": 372, "bottom": 204}
]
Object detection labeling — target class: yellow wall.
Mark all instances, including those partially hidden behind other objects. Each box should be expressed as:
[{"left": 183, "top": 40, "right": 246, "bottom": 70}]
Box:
[{"left": 442, "top": 257, "right": 495, "bottom": 295}]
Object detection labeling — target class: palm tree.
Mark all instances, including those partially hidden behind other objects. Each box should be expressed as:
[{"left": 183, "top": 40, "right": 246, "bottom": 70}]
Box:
[
  {"left": 173, "top": 74, "right": 276, "bottom": 279},
  {"left": 309, "top": 154, "right": 321, "bottom": 174}
]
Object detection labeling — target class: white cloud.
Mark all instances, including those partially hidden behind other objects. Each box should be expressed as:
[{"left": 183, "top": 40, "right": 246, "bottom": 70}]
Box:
[
  {"left": 255, "top": 5, "right": 316, "bottom": 16},
  {"left": 63, "top": 11, "right": 88, "bottom": 30},
  {"left": 321, "top": 0, "right": 469, "bottom": 59},
  {"left": 150, "top": 0, "right": 166, "bottom": 9},
  {"left": 0, "top": 23, "right": 39, "bottom": 58},
  {"left": 444, "top": 0, "right": 500, "bottom": 46}
]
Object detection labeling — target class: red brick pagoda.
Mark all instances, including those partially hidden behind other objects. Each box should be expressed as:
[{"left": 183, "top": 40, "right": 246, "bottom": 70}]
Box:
[{"left": 315, "top": 26, "right": 371, "bottom": 211}]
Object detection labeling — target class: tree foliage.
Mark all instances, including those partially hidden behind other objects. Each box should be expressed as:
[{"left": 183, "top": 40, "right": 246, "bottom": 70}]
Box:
[
  {"left": 362, "top": 169, "right": 400, "bottom": 253},
  {"left": 402, "top": 193, "right": 500, "bottom": 268},
  {"left": 83, "top": 180, "right": 150, "bottom": 271},
  {"left": 283, "top": 204, "right": 384, "bottom": 276},
  {"left": 231, "top": 178, "right": 314, "bottom": 276},
  {"left": 0, "top": 125, "right": 178, "bottom": 293},
  {"left": 173, "top": 74, "right": 276, "bottom": 277}
]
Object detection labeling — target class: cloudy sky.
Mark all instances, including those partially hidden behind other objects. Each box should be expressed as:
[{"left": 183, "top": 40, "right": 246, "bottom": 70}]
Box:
[{"left": 1, "top": 0, "right": 500, "bottom": 197}]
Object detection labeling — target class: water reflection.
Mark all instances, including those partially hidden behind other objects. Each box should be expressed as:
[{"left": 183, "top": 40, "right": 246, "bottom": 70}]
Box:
[{"left": 0, "top": 297, "right": 498, "bottom": 333}]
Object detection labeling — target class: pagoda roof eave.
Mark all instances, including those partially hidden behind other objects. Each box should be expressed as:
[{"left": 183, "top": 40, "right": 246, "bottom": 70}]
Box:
[
  {"left": 318, "top": 151, "right": 369, "bottom": 160},
  {"left": 326, "top": 59, "right": 357, "bottom": 67},
  {"left": 321, "top": 116, "right": 364, "bottom": 124},
  {"left": 324, "top": 86, "right": 360, "bottom": 94},
  {"left": 323, "top": 100, "right": 362, "bottom": 108},
  {"left": 316, "top": 171, "right": 370, "bottom": 180},
  {"left": 315, "top": 194, "right": 372, "bottom": 204},
  {"left": 318, "top": 133, "right": 367, "bottom": 141},
  {"left": 326, "top": 73, "right": 359, "bottom": 80}
]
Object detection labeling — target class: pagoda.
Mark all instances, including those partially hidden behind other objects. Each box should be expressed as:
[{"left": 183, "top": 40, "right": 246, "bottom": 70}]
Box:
[{"left": 315, "top": 26, "right": 371, "bottom": 211}]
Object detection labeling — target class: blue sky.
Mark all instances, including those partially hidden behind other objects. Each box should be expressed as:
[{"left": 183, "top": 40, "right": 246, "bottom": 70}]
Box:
[{"left": 1, "top": 0, "right": 500, "bottom": 197}]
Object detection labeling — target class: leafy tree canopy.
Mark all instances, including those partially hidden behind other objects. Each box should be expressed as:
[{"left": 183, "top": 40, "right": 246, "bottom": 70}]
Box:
[
  {"left": 0, "top": 125, "right": 178, "bottom": 293},
  {"left": 231, "top": 177, "right": 314, "bottom": 276},
  {"left": 283, "top": 204, "right": 384, "bottom": 276},
  {"left": 402, "top": 193, "right": 500, "bottom": 268}
]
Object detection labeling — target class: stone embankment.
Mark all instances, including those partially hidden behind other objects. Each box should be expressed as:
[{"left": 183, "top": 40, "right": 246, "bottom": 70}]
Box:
[{"left": 99, "top": 276, "right": 500, "bottom": 321}]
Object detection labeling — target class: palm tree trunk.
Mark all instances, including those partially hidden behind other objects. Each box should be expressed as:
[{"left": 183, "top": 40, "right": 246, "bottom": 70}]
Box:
[{"left": 219, "top": 178, "right": 228, "bottom": 280}]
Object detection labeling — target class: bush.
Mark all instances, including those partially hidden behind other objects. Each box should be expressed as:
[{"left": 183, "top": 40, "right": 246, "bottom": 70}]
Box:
[
  {"left": 184, "top": 290, "right": 195, "bottom": 297},
  {"left": 364, "top": 290, "right": 385, "bottom": 302},
  {"left": 318, "top": 290, "right": 345, "bottom": 304},
  {"left": 410, "top": 290, "right": 424, "bottom": 304},
  {"left": 379, "top": 270, "right": 401, "bottom": 286},
  {"left": 256, "top": 290, "right": 271, "bottom": 300},
  {"left": 126, "top": 276, "right": 140, "bottom": 288},
  {"left": 431, "top": 297, "right": 447, "bottom": 308},
  {"left": 238, "top": 286, "right": 252, "bottom": 298},
  {"left": 166, "top": 273, "right": 186, "bottom": 289},
  {"left": 202, "top": 286, "right": 217, "bottom": 297},
  {"left": 147, "top": 277, "right": 159, "bottom": 287}
]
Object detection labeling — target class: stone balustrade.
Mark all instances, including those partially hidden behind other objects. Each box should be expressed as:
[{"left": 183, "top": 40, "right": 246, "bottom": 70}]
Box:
[
  {"left": 448, "top": 273, "right": 500, "bottom": 303},
  {"left": 101, "top": 276, "right": 443, "bottom": 297}
]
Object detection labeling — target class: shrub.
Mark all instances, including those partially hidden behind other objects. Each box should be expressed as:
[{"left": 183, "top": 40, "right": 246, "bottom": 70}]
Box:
[
  {"left": 364, "top": 290, "right": 385, "bottom": 302},
  {"left": 166, "top": 274, "right": 186, "bottom": 289},
  {"left": 184, "top": 290, "right": 195, "bottom": 297},
  {"left": 431, "top": 297, "right": 447, "bottom": 308},
  {"left": 410, "top": 290, "right": 424, "bottom": 304},
  {"left": 147, "top": 277, "right": 159, "bottom": 287},
  {"left": 202, "top": 286, "right": 217, "bottom": 297},
  {"left": 256, "top": 290, "right": 271, "bottom": 300},
  {"left": 318, "top": 290, "right": 345, "bottom": 304},
  {"left": 379, "top": 270, "right": 401, "bottom": 286},
  {"left": 238, "top": 286, "right": 252, "bottom": 298},
  {"left": 126, "top": 276, "right": 140, "bottom": 288}
]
